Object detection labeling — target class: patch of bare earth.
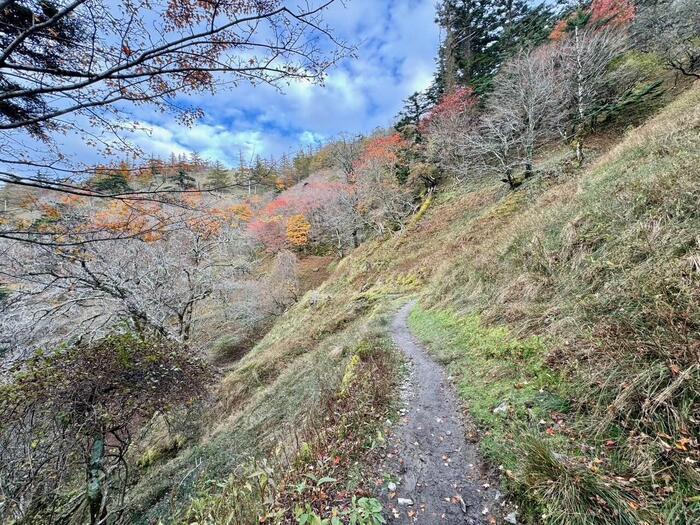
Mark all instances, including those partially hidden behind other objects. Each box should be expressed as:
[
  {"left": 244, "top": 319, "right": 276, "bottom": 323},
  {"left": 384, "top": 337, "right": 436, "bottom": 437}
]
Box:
[{"left": 378, "top": 302, "right": 511, "bottom": 524}]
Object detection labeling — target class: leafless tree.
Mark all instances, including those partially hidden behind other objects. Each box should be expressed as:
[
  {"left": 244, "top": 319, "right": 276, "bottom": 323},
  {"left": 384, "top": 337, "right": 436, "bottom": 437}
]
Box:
[
  {"left": 0, "top": 219, "right": 257, "bottom": 358},
  {"left": 633, "top": 0, "right": 700, "bottom": 80},
  {"left": 556, "top": 26, "right": 629, "bottom": 164},
  {"left": 354, "top": 161, "right": 415, "bottom": 235},
  {"left": 329, "top": 133, "right": 363, "bottom": 182},
  {"left": 308, "top": 187, "right": 359, "bottom": 255},
  {"left": 424, "top": 97, "right": 480, "bottom": 182},
  {"left": 465, "top": 108, "right": 523, "bottom": 188},
  {"left": 423, "top": 71, "right": 550, "bottom": 188},
  {"left": 486, "top": 45, "right": 566, "bottom": 178}
]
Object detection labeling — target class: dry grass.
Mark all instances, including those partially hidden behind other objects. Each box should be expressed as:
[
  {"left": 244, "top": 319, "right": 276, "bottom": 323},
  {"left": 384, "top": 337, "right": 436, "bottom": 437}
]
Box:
[
  {"left": 409, "top": 84, "right": 700, "bottom": 523},
  {"left": 125, "top": 84, "right": 700, "bottom": 524}
]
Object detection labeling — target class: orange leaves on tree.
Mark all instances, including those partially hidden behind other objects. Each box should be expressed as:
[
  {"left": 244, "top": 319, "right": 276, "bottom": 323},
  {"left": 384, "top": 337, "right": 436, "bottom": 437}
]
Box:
[
  {"left": 551, "top": 0, "right": 635, "bottom": 40},
  {"left": 248, "top": 181, "right": 350, "bottom": 251},
  {"left": 429, "top": 87, "right": 476, "bottom": 121},
  {"left": 590, "top": 0, "right": 635, "bottom": 27},
  {"left": 353, "top": 133, "right": 407, "bottom": 173},
  {"left": 550, "top": 19, "right": 569, "bottom": 42},
  {"left": 248, "top": 215, "right": 286, "bottom": 252},
  {"left": 90, "top": 201, "right": 168, "bottom": 240},
  {"left": 191, "top": 203, "right": 254, "bottom": 238},
  {"left": 420, "top": 87, "right": 477, "bottom": 133},
  {"left": 228, "top": 203, "right": 253, "bottom": 223},
  {"left": 286, "top": 214, "right": 311, "bottom": 247},
  {"left": 39, "top": 204, "right": 61, "bottom": 221}
]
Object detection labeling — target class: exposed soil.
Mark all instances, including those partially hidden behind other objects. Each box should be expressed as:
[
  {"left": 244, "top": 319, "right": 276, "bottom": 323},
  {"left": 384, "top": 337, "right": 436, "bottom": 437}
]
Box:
[
  {"left": 297, "top": 255, "right": 335, "bottom": 292},
  {"left": 378, "top": 302, "right": 506, "bottom": 524}
]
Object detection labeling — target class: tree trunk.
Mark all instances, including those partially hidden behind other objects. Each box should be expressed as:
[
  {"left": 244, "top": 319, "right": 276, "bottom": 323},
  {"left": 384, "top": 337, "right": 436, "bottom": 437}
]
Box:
[
  {"left": 575, "top": 139, "right": 584, "bottom": 167},
  {"left": 87, "top": 435, "right": 106, "bottom": 525}
]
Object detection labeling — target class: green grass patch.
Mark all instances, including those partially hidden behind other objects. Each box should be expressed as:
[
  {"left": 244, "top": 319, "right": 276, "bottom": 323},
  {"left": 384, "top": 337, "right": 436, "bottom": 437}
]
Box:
[{"left": 408, "top": 305, "right": 569, "bottom": 471}]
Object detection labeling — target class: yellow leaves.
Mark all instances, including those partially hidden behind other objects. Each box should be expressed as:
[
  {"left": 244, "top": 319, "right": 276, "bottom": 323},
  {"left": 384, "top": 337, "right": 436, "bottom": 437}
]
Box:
[
  {"left": 39, "top": 204, "right": 61, "bottom": 221},
  {"left": 90, "top": 200, "right": 167, "bottom": 240},
  {"left": 231, "top": 203, "right": 253, "bottom": 222},
  {"left": 224, "top": 203, "right": 253, "bottom": 223},
  {"left": 286, "top": 214, "right": 311, "bottom": 247},
  {"left": 674, "top": 437, "right": 691, "bottom": 452}
]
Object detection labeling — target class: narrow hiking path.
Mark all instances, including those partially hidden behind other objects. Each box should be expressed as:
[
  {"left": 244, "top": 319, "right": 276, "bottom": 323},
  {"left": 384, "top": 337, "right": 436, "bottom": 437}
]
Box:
[{"left": 379, "top": 302, "right": 507, "bottom": 524}]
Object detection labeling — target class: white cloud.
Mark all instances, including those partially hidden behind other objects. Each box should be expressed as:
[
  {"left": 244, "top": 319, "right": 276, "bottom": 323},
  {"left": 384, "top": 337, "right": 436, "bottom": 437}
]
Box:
[{"left": 117, "top": 0, "right": 441, "bottom": 164}]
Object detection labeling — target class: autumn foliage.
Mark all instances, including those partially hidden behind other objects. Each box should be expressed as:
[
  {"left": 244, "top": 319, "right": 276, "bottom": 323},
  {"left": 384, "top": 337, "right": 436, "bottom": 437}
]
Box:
[
  {"left": 420, "top": 87, "right": 477, "bottom": 132},
  {"left": 551, "top": 0, "right": 635, "bottom": 40},
  {"left": 590, "top": 0, "right": 636, "bottom": 28},
  {"left": 352, "top": 133, "right": 407, "bottom": 174},
  {"left": 286, "top": 214, "right": 312, "bottom": 247},
  {"left": 248, "top": 180, "right": 351, "bottom": 251}
]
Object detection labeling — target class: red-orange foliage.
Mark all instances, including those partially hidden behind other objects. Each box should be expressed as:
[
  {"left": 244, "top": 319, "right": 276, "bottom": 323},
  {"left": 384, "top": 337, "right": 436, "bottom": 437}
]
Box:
[
  {"left": 353, "top": 133, "right": 407, "bottom": 173},
  {"left": 550, "top": 19, "right": 568, "bottom": 42},
  {"left": 590, "top": 0, "right": 635, "bottom": 27},
  {"left": 248, "top": 180, "right": 351, "bottom": 251},
  {"left": 551, "top": 0, "right": 635, "bottom": 40},
  {"left": 248, "top": 215, "right": 287, "bottom": 252},
  {"left": 420, "top": 87, "right": 477, "bottom": 133}
]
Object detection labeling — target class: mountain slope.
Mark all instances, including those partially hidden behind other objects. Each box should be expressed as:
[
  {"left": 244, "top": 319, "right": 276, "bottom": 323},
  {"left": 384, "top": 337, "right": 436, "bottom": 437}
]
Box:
[{"left": 131, "top": 84, "right": 699, "bottom": 524}]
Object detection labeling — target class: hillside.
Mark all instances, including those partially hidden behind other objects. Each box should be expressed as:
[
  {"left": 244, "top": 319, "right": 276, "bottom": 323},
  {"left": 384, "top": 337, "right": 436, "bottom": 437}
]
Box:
[
  {"left": 126, "top": 83, "right": 699, "bottom": 523},
  {"left": 2, "top": 2, "right": 699, "bottom": 524}
]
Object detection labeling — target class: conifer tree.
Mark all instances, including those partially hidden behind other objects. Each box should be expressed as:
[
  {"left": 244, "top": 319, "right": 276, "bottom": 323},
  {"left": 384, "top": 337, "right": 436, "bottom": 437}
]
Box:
[
  {"left": 434, "top": 0, "right": 500, "bottom": 95},
  {"left": 206, "top": 161, "right": 230, "bottom": 190},
  {"left": 433, "top": 1, "right": 559, "bottom": 96},
  {"left": 175, "top": 169, "right": 196, "bottom": 190}
]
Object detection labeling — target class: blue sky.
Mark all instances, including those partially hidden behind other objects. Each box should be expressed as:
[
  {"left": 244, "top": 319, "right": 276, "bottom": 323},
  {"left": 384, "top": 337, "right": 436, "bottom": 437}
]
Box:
[{"left": 129, "top": 0, "right": 441, "bottom": 165}]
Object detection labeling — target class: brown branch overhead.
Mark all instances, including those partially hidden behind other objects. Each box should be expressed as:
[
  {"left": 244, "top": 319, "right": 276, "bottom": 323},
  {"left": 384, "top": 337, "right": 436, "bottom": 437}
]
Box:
[
  {"left": 0, "top": 1, "right": 349, "bottom": 124},
  {"left": 0, "top": 0, "right": 349, "bottom": 237}
]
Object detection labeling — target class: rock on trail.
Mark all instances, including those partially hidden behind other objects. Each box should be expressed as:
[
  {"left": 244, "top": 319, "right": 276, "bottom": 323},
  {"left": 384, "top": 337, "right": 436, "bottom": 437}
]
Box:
[{"left": 379, "top": 302, "right": 505, "bottom": 524}]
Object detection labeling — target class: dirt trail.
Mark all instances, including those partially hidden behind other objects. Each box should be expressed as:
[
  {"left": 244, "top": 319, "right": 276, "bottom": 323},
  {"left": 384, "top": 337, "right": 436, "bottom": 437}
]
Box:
[{"left": 379, "top": 302, "right": 504, "bottom": 524}]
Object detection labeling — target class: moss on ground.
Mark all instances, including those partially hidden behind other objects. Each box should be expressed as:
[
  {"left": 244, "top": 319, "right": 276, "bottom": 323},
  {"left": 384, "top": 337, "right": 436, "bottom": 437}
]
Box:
[{"left": 408, "top": 306, "right": 569, "bottom": 471}]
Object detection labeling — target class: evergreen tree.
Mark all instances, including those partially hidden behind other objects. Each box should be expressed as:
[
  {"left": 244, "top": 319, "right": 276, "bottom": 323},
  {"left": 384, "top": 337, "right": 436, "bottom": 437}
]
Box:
[
  {"left": 175, "top": 169, "right": 196, "bottom": 190},
  {"left": 433, "top": 1, "right": 560, "bottom": 96},
  {"left": 206, "top": 161, "right": 230, "bottom": 190},
  {"left": 494, "top": 1, "right": 558, "bottom": 57},
  {"left": 434, "top": 0, "right": 502, "bottom": 95},
  {"left": 92, "top": 172, "right": 131, "bottom": 194},
  {"left": 293, "top": 149, "right": 313, "bottom": 182},
  {"left": 395, "top": 91, "right": 434, "bottom": 132}
]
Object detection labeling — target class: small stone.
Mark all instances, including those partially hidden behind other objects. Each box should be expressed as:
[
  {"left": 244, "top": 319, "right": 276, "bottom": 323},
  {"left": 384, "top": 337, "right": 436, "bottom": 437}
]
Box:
[
  {"left": 387, "top": 482, "right": 397, "bottom": 492},
  {"left": 505, "top": 511, "right": 518, "bottom": 524},
  {"left": 493, "top": 401, "right": 509, "bottom": 416},
  {"left": 398, "top": 498, "right": 414, "bottom": 506}
]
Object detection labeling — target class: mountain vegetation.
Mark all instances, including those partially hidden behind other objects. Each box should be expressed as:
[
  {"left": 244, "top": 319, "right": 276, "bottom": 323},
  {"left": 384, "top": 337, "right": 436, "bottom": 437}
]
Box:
[{"left": 0, "top": 1, "right": 698, "bottom": 524}]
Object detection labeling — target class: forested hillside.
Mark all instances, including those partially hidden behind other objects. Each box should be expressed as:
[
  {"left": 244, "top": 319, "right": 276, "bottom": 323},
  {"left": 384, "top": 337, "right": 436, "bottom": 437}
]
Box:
[{"left": 0, "top": 1, "right": 698, "bottom": 524}]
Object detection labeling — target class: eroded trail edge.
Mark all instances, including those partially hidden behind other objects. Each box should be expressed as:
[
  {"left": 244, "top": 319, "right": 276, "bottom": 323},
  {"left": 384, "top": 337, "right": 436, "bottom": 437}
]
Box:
[{"left": 379, "top": 302, "right": 503, "bottom": 524}]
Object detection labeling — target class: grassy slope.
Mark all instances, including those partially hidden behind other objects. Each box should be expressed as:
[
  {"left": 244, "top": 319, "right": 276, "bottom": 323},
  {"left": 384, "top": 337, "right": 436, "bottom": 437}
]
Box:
[
  {"left": 132, "top": 85, "right": 699, "bottom": 523},
  {"left": 407, "top": 85, "right": 700, "bottom": 524}
]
